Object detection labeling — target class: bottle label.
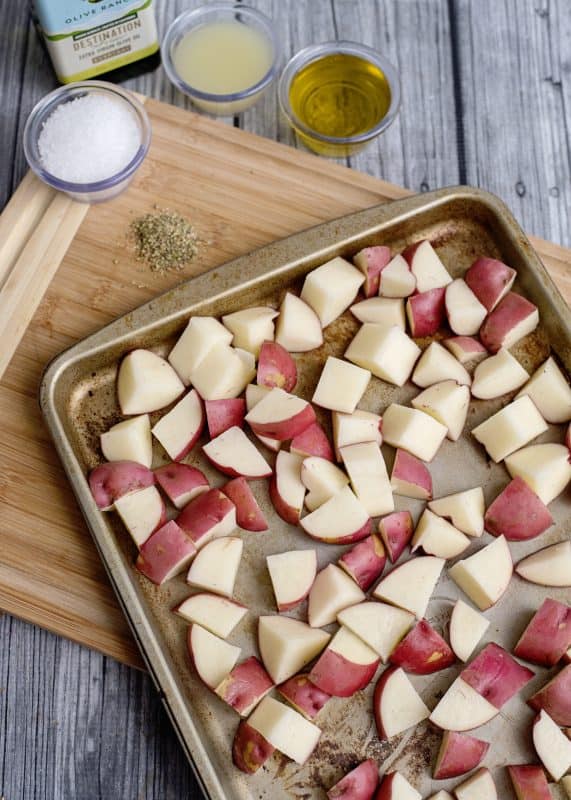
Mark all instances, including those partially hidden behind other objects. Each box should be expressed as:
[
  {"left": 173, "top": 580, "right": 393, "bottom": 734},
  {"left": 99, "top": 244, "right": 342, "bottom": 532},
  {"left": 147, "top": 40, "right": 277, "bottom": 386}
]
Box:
[{"left": 34, "top": 0, "right": 158, "bottom": 82}]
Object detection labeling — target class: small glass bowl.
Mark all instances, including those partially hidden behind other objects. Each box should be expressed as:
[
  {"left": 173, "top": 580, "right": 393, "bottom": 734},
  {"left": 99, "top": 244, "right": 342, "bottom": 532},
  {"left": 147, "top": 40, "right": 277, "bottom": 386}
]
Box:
[
  {"left": 23, "top": 81, "right": 151, "bottom": 203},
  {"left": 279, "top": 41, "right": 401, "bottom": 158},
  {"left": 161, "top": 3, "right": 279, "bottom": 116}
]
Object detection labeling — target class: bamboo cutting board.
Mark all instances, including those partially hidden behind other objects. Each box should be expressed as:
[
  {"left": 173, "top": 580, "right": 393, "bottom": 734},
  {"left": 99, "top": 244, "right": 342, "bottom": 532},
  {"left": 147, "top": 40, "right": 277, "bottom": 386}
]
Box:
[{"left": 1, "top": 97, "right": 570, "bottom": 670}]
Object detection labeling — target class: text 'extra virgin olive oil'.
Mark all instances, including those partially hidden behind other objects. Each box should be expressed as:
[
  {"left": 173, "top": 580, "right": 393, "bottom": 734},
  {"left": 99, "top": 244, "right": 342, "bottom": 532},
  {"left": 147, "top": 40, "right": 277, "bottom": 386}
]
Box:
[{"left": 288, "top": 53, "right": 392, "bottom": 156}]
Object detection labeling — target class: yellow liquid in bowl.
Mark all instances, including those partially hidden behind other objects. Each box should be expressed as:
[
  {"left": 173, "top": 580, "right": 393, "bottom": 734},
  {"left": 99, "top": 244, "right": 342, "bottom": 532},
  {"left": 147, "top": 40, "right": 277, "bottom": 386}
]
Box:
[{"left": 288, "top": 53, "right": 392, "bottom": 155}]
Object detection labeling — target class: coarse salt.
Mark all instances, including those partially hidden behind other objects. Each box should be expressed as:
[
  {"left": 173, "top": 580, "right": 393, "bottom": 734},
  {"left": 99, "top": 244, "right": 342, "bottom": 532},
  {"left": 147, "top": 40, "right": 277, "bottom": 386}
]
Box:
[{"left": 38, "top": 93, "right": 141, "bottom": 184}]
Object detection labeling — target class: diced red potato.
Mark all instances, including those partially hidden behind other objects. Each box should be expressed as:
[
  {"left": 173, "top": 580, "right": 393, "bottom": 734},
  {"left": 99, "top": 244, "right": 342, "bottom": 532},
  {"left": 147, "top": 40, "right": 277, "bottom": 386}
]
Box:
[
  {"left": 471, "top": 348, "right": 529, "bottom": 400},
  {"left": 114, "top": 485, "right": 166, "bottom": 548},
  {"left": 345, "top": 324, "right": 421, "bottom": 387},
  {"left": 484, "top": 477, "right": 553, "bottom": 541},
  {"left": 244, "top": 383, "right": 282, "bottom": 453},
  {"left": 269, "top": 451, "right": 305, "bottom": 525},
  {"left": 449, "top": 599, "right": 490, "bottom": 662},
  {"left": 308, "top": 564, "right": 365, "bottom": 628},
  {"left": 190, "top": 343, "right": 255, "bottom": 401},
  {"left": 375, "top": 771, "right": 421, "bottom": 800},
  {"left": 372, "top": 556, "right": 445, "bottom": 619},
  {"left": 378, "top": 511, "right": 414, "bottom": 562},
  {"left": 464, "top": 256, "right": 516, "bottom": 311},
  {"left": 379, "top": 254, "right": 416, "bottom": 298},
  {"left": 136, "top": 520, "right": 197, "bottom": 585},
  {"left": 274, "top": 292, "right": 323, "bottom": 352},
  {"left": 221, "top": 477, "right": 268, "bottom": 532},
  {"left": 154, "top": 463, "right": 209, "bottom": 509},
  {"left": 515, "top": 541, "right": 571, "bottom": 587},
  {"left": 443, "top": 335, "right": 487, "bottom": 364},
  {"left": 277, "top": 674, "right": 331, "bottom": 720},
  {"left": 350, "top": 297, "right": 405, "bottom": 329},
  {"left": 215, "top": 656, "right": 274, "bottom": 717},
  {"left": 187, "top": 624, "right": 241, "bottom": 690},
  {"left": 406, "top": 287, "right": 446, "bottom": 337},
  {"left": 256, "top": 340, "right": 297, "bottom": 392},
  {"left": 401, "top": 240, "right": 452, "bottom": 293},
  {"left": 232, "top": 720, "right": 275, "bottom": 774},
  {"left": 337, "top": 602, "right": 414, "bottom": 663},
  {"left": 353, "top": 245, "right": 392, "bottom": 297},
  {"left": 100, "top": 414, "right": 153, "bottom": 468},
  {"left": 326, "top": 759, "right": 379, "bottom": 800},
  {"left": 445, "top": 278, "right": 487, "bottom": 336},
  {"left": 454, "top": 768, "right": 497, "bottom": 800},
  {"left": 186, "top": 536, "right": 243, "bottom": 598},
  {"left": 168, "top": 316, "right": 232, "bottom": 385},
  {"left": 338, "top": 534, "right": 387, "bottom": 591},
  {"left": 203, "top": 426, "right": 272, "bottom": 479},
  {"left": 528, "top": 664, "right": 571, "bottom": 726},
  {"left": 332, "top": 409, "right": 382, "bottom": 460},
  {"left": 89, "top": 460, "right": 155, "bottom": 510},
  {"left": 300, "top": 256, "right": 365, "bottom": 328},
  {"left": 448, "top": 535, "right": 513, "bottom": 610},
  {"left": 312, "top": 356, "right": 371, "bottom": 414},
  {"left": 301, "top": 456, "right": 349, "bottom": 510},
  {"left": 472, "top": 395, "right": 548, "bottom": 464},
  {"left": 433, "top": 730, "right": 489, "bottom": 780},
  {"left": 389, "top": 619, "right": 455, "bottom": 674},
  {"left": 174, "top": 593, "right": 247, "bottom": 639},
  {"left": 245, "top": 387, "right": 316, "bottom": 441},
  {"left": 505, "top": 442, "right": 571, "bottom": 505},
  {"left": 516, "top": 355, "right": 571, "bottom": 423},
  {"left": 176, "top": 488, "right": 236, "bottom": 547},
  {"left": 267, "top": 549, "right": 317, "bottom": 612},
  {"left": 506, "top": 764, "right": 551, "bottom": 800},
  {"left": 412, "top": 341, "right": 471, "bottom": 388},
  {"left": 532, "top": 709, "right": 571, "bottom": 781},
  {"left": 390, "top": 449, "right": 432, "bottom": 500},
  {"left": 381, "top": 404, "right": 448, "bottom": 463},
  {"left": 428, "top": 487, "right": 485, "bottom": 538},
  {"left": 205, "top": 398, "right": 246, "bottom": 439},
  {"left": 300, "top": 485, "right": 372, "bottom": 545},
  {"left": 258, "top": 615, "right": 330, "bottom": 685},
  {"left": 461, "top": 643, "right": 534, "bottom": 709},
  {"left": 221, "top": 306, "right": 278, "bottom": 356},
  {"left": 247, "top": 695, "right": 321, "bottom": 765},
  {"left": 479, "top": 291, "right": 539, "bottom": 353},
  {"left": 429, "top": 677, "right": 498, "bottom": 731},
  {"left": 309, "top": 626, "right": 380, "bottom": 697},
  {"left": 340, "top": 441, "right": 394, "bottom": 518},
  {"left": 117, "top": 348, "right": 185, "bottom": 415},
  {"left": 152, "top": 389, "right": 205, "bottom": 461},
  {"left": 373, "top": 666, "right": 430, "bottom": 739},
  {"left": 290, "top": 421, "right": 334, "bottom": 461},
  {"left": 411, "top": 380, "right": 470, "bottom": 442}
]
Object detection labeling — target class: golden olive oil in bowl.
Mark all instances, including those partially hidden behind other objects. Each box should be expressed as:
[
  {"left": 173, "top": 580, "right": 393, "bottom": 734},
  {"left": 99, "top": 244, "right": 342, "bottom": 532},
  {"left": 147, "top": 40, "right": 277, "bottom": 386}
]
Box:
[{"left": 279, "top": 42, "right": 400, "bottom": 157}]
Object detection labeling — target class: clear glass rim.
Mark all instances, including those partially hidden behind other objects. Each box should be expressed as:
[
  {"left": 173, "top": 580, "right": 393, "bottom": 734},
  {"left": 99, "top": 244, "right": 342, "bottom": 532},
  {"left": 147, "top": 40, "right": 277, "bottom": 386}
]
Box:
[
  {"left": 278, "top": 40, "right": 401, "bottom": 145},
  {"left": 161, "top": 3, "right": 280, "bottom": 103},
  {"left": 23, "top": 81, "right": 151, "bottom": 194}
]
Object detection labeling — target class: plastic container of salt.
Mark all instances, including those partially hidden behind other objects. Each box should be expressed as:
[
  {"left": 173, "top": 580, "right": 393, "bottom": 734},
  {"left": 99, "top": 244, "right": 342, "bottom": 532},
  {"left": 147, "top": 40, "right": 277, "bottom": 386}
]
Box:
[{"left": 23, "top": 81, "right": 151, "bottom": 203}]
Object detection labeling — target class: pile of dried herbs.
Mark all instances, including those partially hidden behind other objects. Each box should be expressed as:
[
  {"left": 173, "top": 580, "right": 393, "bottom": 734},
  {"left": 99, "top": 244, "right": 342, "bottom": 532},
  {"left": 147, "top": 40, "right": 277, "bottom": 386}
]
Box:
[{"left": 130, "top": 207, "right": 201, "bottom": 272}]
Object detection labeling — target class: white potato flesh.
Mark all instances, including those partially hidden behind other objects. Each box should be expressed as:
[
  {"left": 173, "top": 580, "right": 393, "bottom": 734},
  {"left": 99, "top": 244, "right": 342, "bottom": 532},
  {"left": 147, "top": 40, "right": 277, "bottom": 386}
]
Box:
[
  {"left": 275, "top": 292, "right": 323, "bottom": 352},
  {"left": 301, "top": 457, "right": 349, "bottom": 510},
  {"left": 328, "top": 626, "right": 379, "bottom": 664},
  {"left": 258, "top": 616, "right": 330, "bottom": 684},
  {"left": 101, "top": 414, "right": 153, "bottom": 468},
  {"left": 383, "top": 773, "right": 421, "bottom": 800},
  {"left": 449, "top": 599, "right": 490, "bottom": 661},
  {"left": 372, "top": 556, "right": 445, "bottom": 619},
  {"left": 332, "top": 409, "right": 382, "bottom": 457},
  {"left": 117, "top": 349, "right": 184, "bottom": 415},
  {"left": 273, "top": 450, "right": 306, "bottom": 515},
  {"left": 471, "top": 348, "right": 529, "bottom": 400},
  {"left": 430, "top": 678, "right": 498, "bottom": 731},
  {"left": 345, "top": 324, "right": 421, "bottom": 387},
  {"left": 445, "top": 278, "right": 487, "bottom": 335},
  {"left": 378, "top": 667, "right": 431, "bottom": 738},
  {"left": 175, "top": 594, "right": 247, "bottom": 639},
  {"left": 340, "top": 441, "right": 394, "bottom": 517},
  {"left": 190, "top": 343, "right": 255, "bottom": 400},
  {"left": 308, "top": 564, "right": 365, "bottom": 628},
  {"left": 300, "top": 256, "right": 364, "bottom": 328},
  {"left": 186, "top": 536, "right": 243, "bottom": 597},
  {"left": 504, "top": 442, "right": 571, "bottom": 504},
  {"left": 515, "top": 541, "right": 571, "bottom": 587},
  {"left": 382, "top": 404, "right": 448, "bottom": 462},
  {"left": 203, "top": 426, "right": 272, "bottom": 478},
  {"left": 379, "top": 254, "right": 416, "bottom": 297},
  {"left": 267, "top": 550, "right": 317, "bottom": 610},
  {"left": 300, "top": 486, "right": 370, "bottom": 543},
  {"left": 350, "top": 297, "right": 406, "bottom": 328},
  {"left": 412, "top": 509, "right": 470, "bottom": 559},
  {"left": 429, "top": 487, "right": 485, "bottom": 537},
  {"left": 337, "top": 601, "right": 414, "bottom": 661},
  {"left": 114, "top": 485, "right": 163, "bottom": 547},
  {"left": 516, "top": 355, "right": 571, "bottom": 423},
  {"left": 189, "top": 624, "right": 241, "bottom": 689},
  {"left": 412, "top": 341, "right": 471, "bottom": 388},
  {"left": 411, "top": 380, "right": 470, "bottom": 441},
  {"left": 471, "top": 395, "right": 547, "bottom": 463},
  {"left": 312, "top": 356, "right": 371, "bottom": 414},
  {"left": 407, "top": 240, "right": 452, "bottom": 293},
  {"left": 168, "top": 316, "right": 232, "bottom": 385},
  {"left": 449, "top": 536, "right": 512, "bottom": 610},
  {"left": 248, "top": 696, "right": 321, "bottom": 764},
  {"left": 221, "top": 306, "right": 278, "bottom": 355},
  {"left": 533, "top": 709, "right": 571, "bottom": 780},
  {"left": 151, "top": 389, "right": 203, "bottom": 461}
]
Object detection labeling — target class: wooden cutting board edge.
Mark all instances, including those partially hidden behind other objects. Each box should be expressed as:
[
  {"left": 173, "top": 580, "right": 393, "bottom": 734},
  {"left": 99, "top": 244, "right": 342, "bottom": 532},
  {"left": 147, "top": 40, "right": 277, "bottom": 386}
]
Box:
[{"left": 1, "top": 98, "right": 570, "bottom": 670}]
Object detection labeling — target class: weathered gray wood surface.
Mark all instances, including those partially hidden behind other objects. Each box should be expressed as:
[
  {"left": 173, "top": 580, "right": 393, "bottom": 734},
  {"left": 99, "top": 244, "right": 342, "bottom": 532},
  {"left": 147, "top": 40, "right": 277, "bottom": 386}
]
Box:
[{"left": 0, "top": 1, "right": 570, "bottom": 798}]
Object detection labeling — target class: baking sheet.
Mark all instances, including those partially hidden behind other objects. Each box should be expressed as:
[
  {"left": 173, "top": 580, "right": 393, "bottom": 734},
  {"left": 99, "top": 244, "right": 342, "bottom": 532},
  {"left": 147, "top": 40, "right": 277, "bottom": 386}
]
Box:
[{"left": 40, "top": 187, "right": 571, "bottom": 799}]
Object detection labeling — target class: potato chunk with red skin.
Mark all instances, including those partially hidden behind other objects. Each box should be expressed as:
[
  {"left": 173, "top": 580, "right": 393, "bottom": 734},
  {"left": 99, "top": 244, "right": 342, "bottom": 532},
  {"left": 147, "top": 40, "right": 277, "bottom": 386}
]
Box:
[
  {"left": 89, "top": 460, "right": 155, "bottom": 510},
  {"left": 327, "top": 759, "right": 379, "bottom": 799},
  {"left": 221, "top": 477, "right": 268, "bottom": 532},
  {"left": 136, "top": 520, "right": 197, "bottom": 585},
  {"left": 461, "top": 643, "right": 534, "bottom": 708},
  {"left": 406, "top": 287, "right": 446, "bottom": 337},
  {"left": 389, "top": 619, "right": 455, "bottom": 675},
  {"left": 154, "top": 463, "right": 209, "bottom": 509},
  {"left": 464, "top": 257, "right": 516, "bottom": 311},
  {"left": 353, "top": 245, "right": 392, "bottom": 297},
  {"left": 514, "top": 598, "right": 571, "bottom": 667},
  {"left": 479, "top": 291, "right": 539, "bottom": 353},
  {"left": 507, "top": 765, "right": 551, "bottom": 800},
  {"left": 528, "top": 664, "right": 571, "bottom": 726},
  {"left": 277, "top": 674, "right": 331, "bottom": 720},
  {"left": 177, "top": 488, "right": 236, "bottom": 547},
  {"left": 290, "top": 422, "right": 334, "bottom": 461},
  {"left": 378, "top": 511, "right": 414, "bottom": 563},
  {"left": 338, "top": 534, "right": 387, "bottom": 591},
  {"left": 433, "top": 730, "right": 489, "bottom": 780},
  {"left": 232, "top": 720, "right": 274, "bottom": 774},
  {"left": 257, "top": 340, "right": 297, "bottom": 392},
  {"left": 205, "top": 398, "right": 246, "bottom": 439},
  {"left": 484, "top": 477, "right": 553, "bottom": 541},
  {"left": 215, "top": 657, "right": 273, "bottom": 716}
]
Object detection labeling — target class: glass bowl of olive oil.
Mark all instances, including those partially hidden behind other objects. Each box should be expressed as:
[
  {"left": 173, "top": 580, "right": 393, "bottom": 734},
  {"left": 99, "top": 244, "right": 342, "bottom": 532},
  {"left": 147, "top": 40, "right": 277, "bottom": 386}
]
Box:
[{"left": 278, "top": 41, "right": 400, "bottom": 157}]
